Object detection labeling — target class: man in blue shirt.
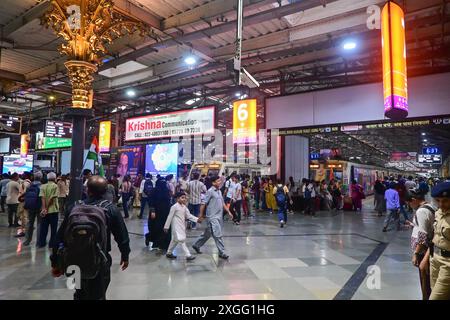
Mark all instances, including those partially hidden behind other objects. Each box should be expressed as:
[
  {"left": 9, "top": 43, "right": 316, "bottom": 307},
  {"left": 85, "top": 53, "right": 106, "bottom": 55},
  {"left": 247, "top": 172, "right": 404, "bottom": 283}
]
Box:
[{"left": 383, "top": 182, "right": 401, "bottom": 232}]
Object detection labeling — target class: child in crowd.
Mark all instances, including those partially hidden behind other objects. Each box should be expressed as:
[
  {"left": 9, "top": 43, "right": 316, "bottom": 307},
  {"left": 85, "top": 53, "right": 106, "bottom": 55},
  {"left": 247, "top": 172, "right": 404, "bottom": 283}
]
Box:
[{"left": 164, "top": 192, "right": 202, "bottom": 261}]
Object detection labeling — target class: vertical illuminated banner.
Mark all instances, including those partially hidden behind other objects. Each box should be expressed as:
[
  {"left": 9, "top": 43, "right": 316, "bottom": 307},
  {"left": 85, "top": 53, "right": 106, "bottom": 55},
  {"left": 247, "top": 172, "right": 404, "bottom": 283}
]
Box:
[
  {"left": 381, "top": 1, "right": 408, "bottom": 119},
  {"left": 20, "top": 134, "right": 29, "bottom": 158},
  {"left": 233, "top": 99, "right": 257, "bottom": 144},
  {"left": 99, "top": 121, "right": 111, "bottom": 152}
]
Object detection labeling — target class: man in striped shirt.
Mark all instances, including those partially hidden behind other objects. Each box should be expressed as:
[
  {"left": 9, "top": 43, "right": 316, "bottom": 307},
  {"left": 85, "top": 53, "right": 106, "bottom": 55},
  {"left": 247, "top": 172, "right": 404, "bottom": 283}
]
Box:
[{"left": 186, "top": 173, "right": 207, "bottom": 229}]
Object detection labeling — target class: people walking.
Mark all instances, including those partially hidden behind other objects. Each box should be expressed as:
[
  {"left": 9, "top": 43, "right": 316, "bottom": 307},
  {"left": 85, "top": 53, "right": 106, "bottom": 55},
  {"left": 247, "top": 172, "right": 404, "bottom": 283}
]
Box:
[
  {"left": 193, "top": 176, "right": 233, "bottom": 260},
  {"left": 23, "top": 172, "right": 43, "bottom": 246},
  {"left": 374, "top": 179, "right": 386, "bottom": 216},
  {"left": 164, "top": 192, "right": 202, "bottom": 261},
  {"left": 383, "top": 183, "right": 401, "bottom": 232},
  {"left": 120, "top": 175, "right": 133, "bottom": 219},
  {"left": 274, "top": 179, "right": 291, "bottom": 228},
  {"left": 51, "top": 176, "right": 130, "bottom": 300},
  {"left": 186, "top": 172, "right": 206, "bottom": 229},
  {"left": 6, "top": 173, "right": 20, "bottom": 228}
]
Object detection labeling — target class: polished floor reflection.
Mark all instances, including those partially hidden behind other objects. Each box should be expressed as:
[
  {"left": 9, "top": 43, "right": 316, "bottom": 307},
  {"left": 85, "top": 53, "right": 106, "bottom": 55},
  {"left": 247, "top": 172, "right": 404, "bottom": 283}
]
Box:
[{"left": 0, "top": 199, "right": 421, "bottom": 300}]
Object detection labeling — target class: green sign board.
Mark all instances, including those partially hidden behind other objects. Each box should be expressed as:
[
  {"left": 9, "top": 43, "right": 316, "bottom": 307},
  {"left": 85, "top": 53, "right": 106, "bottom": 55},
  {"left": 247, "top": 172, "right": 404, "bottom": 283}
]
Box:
[
  {"left": 36, "top": 132, "right": 72, "bottom": 150},
  {"left": 42, "top": 137, "right": 72, "bottom": 149}
]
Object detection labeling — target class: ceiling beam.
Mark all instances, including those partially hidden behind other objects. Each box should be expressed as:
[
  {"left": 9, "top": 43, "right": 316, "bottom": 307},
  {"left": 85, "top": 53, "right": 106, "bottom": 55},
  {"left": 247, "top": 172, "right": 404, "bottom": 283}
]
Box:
[
  {"left": 100, "top": 0, "right": 340, "bottom": 71},
  {"left": 2, "top": 0, "right": 51, "bottom": 37},
  {"left": 113, "top": 0, "right": 161, "bottom": 30},
  {"left": 0, "top": 69, "right": 25, "bottom": 82},
  {"left": 162, "top": 0, "right": 274, "bottom": 30}
]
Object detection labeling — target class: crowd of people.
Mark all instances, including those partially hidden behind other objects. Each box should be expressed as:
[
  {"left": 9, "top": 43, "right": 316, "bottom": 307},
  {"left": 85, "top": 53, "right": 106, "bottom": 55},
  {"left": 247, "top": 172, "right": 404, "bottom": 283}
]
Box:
[{"left": 1, "top": 169, "right": 449, "bottom": 300}]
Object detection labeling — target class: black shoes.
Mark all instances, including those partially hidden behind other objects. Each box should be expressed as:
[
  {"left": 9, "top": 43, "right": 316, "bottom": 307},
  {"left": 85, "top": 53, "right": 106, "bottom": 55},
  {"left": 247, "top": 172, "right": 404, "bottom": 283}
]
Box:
[
  {"left": 219, "top": 253, "right": 229, "bottom": 260},
  {"left": 166, "top": 253, "right": 177, "bottom": 259},
  {"left": 382, "top": 227, "right": 387, "bottom": 232},
  {"left": 192, "top": 245, "right": 202, "bottom": 254},
  {"left": 186, "top": 256, "right": 196, "bottom": 261}
]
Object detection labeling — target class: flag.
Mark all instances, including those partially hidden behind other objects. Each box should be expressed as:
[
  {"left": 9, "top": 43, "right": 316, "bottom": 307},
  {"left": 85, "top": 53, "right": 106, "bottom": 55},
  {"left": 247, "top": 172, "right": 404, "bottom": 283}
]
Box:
[{"left": 87, "top": 136, "right": 105, "bottom": 177}]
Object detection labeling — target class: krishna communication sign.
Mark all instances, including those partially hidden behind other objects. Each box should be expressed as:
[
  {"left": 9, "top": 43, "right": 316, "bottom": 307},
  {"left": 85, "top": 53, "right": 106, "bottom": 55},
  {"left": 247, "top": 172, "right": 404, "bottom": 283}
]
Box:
[{"left": 125, "top": 106, "right": 215, "bottom": 141}]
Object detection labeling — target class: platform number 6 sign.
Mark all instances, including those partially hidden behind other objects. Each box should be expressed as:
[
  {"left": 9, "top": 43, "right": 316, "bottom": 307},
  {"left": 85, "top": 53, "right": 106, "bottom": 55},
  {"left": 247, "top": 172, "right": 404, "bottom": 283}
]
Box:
[{"left": 237, "top": 102, "right": 249, "bottom": 127}]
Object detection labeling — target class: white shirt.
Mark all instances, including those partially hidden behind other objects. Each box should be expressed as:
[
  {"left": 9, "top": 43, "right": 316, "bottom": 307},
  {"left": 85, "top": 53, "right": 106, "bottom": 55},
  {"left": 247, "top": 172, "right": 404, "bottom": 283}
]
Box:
[
  {"left": 6, "top": 180, "right": 20, "bottom": 205},
  {"left": 234, "top": 182, "right": 242, "bottom": 201},
  {"left": 225, "top": 180, "right": 237, "bottom": 199},
  {"left": 164, "top": 202, "right": 198, "bottom": 242},
  {"left": 412, "top": 204, "right": 436, "bottom": 240}
]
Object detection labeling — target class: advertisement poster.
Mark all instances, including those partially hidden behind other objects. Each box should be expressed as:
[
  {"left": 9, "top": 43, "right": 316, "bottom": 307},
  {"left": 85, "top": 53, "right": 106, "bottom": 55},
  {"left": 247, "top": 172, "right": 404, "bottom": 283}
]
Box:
[
  {"left": 99, "top": 121, "right": 111, "bottom": 153},
  {"left": 145, "top": 143, "right": 178, "bottom": 177},
  {"left": 233, "top": 99, "right": 257, "bottom": 144},
  {"left": 381, "top": 1, "right": 408, "bottom": 118},
  {"left": 2, "top": 154, "right": 33, "bottom": 174},
  {"left": 125, "top": 106, "right": 215, "bottom": 141},
  {"left": 110, "top": 146, "right": 143, "bottom": 179}
]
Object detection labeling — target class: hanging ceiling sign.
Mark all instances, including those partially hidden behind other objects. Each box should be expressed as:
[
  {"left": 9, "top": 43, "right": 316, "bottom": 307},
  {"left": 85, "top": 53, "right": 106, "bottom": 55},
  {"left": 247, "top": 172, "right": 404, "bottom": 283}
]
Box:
[
  {"left": 390, "top": 152, "right": 417, "bottom": 161},
  {"left": 233, "top": 99, "right": 257, "bottom": 144},
  {"left": 0, "top": 115, "right": 22, "bottom": 135},
  {"left": 418, "top": 154, "right": 442, "bottom": 164},
  {"left": 44, "top": 120, "right": 73, "bottom": 139},
  {"left": 381, "top": 1, "right": 408, "bottom": 119},
  {"left": 422, "top": 146, "right": 441, "bottom": 155}
]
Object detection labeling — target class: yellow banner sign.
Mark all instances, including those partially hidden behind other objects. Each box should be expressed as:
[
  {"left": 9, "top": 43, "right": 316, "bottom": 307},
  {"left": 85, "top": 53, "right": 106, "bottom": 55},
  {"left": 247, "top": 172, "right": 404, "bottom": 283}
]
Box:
[
  {"left": 99, "top": 121, "right": 111, "bottom": 152},
  {"left": 233, "top": 99, "right": 257, "bottom": 144},
  {"left": 382, "top": 1, "right": 408, "bottom": 119}
]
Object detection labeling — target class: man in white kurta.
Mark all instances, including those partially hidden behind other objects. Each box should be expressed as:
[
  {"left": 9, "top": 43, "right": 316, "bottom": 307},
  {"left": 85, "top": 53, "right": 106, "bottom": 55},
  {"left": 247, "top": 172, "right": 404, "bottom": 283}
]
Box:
[{"left": 164, "top": 193, "right": 201, "bottom": 261}]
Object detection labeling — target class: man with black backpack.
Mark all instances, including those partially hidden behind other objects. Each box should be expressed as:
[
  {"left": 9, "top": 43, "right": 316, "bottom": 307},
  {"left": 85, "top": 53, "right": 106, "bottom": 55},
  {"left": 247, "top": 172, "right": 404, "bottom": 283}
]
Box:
[
  {"left": 139, "top": 173, "right": 154, "bottom": 220},
  {"left": 51, "top": 175, "right": 130, "bottom": 300},
  {"left": 273, "top": 179, "right": 292, "bottom": 228},
  {"left": 23, "top": 172, "right": 43, "bottom": 246}
]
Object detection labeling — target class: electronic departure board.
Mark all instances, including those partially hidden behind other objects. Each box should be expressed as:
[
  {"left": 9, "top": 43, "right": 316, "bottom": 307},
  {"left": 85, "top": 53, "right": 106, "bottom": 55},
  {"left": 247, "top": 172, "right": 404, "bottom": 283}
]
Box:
[
  {"left": 0, "top": 115, "right": 22, "bottom": 135},
  {"left": 44, "top": 120, "right": 73, "bottom": 139}
]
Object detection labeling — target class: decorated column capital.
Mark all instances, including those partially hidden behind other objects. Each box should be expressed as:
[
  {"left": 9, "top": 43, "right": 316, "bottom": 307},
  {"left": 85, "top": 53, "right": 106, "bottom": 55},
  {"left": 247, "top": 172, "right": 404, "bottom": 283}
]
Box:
[{"left": 64, "top": 60, "right": 98, "bottom": 109}]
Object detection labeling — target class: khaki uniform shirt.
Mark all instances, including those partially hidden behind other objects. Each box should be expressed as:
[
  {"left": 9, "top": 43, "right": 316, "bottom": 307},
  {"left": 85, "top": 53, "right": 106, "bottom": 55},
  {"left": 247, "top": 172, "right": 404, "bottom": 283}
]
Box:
[{"left": 432, "top": 208, "right": 450, "bottom": 251}]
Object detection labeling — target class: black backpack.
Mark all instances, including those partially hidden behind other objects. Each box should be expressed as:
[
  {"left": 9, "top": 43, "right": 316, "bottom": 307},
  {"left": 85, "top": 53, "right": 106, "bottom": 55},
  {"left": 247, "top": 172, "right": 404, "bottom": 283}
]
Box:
[
  {"left": 24, "top": 184, "right": 41, "bottom": 210},
  {"left": 143, "top": 179, "right": 154, "bottom": 198},
  {"left": 60, "top": 200, "right": 109, "bottom": 280}
]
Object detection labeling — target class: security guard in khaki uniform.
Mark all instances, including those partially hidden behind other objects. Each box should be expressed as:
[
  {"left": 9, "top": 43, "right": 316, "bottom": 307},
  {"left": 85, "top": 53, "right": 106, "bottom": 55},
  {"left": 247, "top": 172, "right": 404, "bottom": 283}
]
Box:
[{"left": 430, "top": 182, "right": 450, "bottom": 300}]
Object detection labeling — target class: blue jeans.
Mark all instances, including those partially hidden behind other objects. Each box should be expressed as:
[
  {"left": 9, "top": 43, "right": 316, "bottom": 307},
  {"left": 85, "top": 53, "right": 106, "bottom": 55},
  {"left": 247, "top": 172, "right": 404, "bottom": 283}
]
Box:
[
  {"left": 188, "top": 204, "right": 201, "bottom": 228},
  {"left": 278, "top": 204, "right": 287, "bottom": 223},
  {"left": 399, "top": 204, "right": 410, "bottom": 222},
  {"left": 38, "top": 213, "right": 58, "bottom": 248}
]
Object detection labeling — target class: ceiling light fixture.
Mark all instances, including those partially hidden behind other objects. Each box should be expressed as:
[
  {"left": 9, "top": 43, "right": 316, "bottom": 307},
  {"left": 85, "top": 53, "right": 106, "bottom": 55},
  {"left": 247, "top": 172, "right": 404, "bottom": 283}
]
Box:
[
  {"left": 126, "top": 89, "right": 136, "bottom": 97},
  {"left": 343, "top": 41, "right": 357, "bottom": 50},
  {"left": 184, "top": 56, "right": 196, "bottom": 65}
]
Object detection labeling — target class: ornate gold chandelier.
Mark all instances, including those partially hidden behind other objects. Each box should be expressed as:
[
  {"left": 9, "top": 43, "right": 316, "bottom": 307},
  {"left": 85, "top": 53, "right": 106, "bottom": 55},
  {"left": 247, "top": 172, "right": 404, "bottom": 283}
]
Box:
[{"left": 41, "top": 0, "right": 149, "bottom": 108}]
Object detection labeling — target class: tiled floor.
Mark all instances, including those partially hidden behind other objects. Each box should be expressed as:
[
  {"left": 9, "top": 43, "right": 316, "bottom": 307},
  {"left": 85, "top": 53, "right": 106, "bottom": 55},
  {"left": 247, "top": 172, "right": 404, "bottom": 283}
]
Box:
[{"left": 0, "top": 198, "right": 422, "bottom": 300}]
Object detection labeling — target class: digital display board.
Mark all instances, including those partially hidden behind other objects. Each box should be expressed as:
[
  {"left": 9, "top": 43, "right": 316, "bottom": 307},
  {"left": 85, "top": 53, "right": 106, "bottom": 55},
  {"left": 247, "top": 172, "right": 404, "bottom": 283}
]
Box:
[
  {"left": 125, "top": 106, "right": 215, "bottom": 141},
  {"left": 44, "top": 120, "right": 73, "bottom": 139},
  {"left": 0, "top": 137, "right": 10, "bottom": 154},
  {"left": 0, "top": 115, "right": 22, "bottom": 135},
  {"left": 145, "top": 143, "right": 178, "bottom": 177},
  {"left": 422, "top": 147, "right": 441, "bottom": 155},
  {"left": 418, "top": 154, "right": 442, "bottom": 164},
  {"left": 36, "top": 132, "right": 72, "bottom": 150},
  {"left": 2, "top": 154, "right": 33, "bottom": 174}
]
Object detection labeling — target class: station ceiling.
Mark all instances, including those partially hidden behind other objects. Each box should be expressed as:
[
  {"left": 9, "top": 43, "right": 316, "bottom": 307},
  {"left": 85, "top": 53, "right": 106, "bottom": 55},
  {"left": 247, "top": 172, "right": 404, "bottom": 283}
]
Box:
[{"left": 0, "top": 0, "right": 449, "bottom": 132}]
